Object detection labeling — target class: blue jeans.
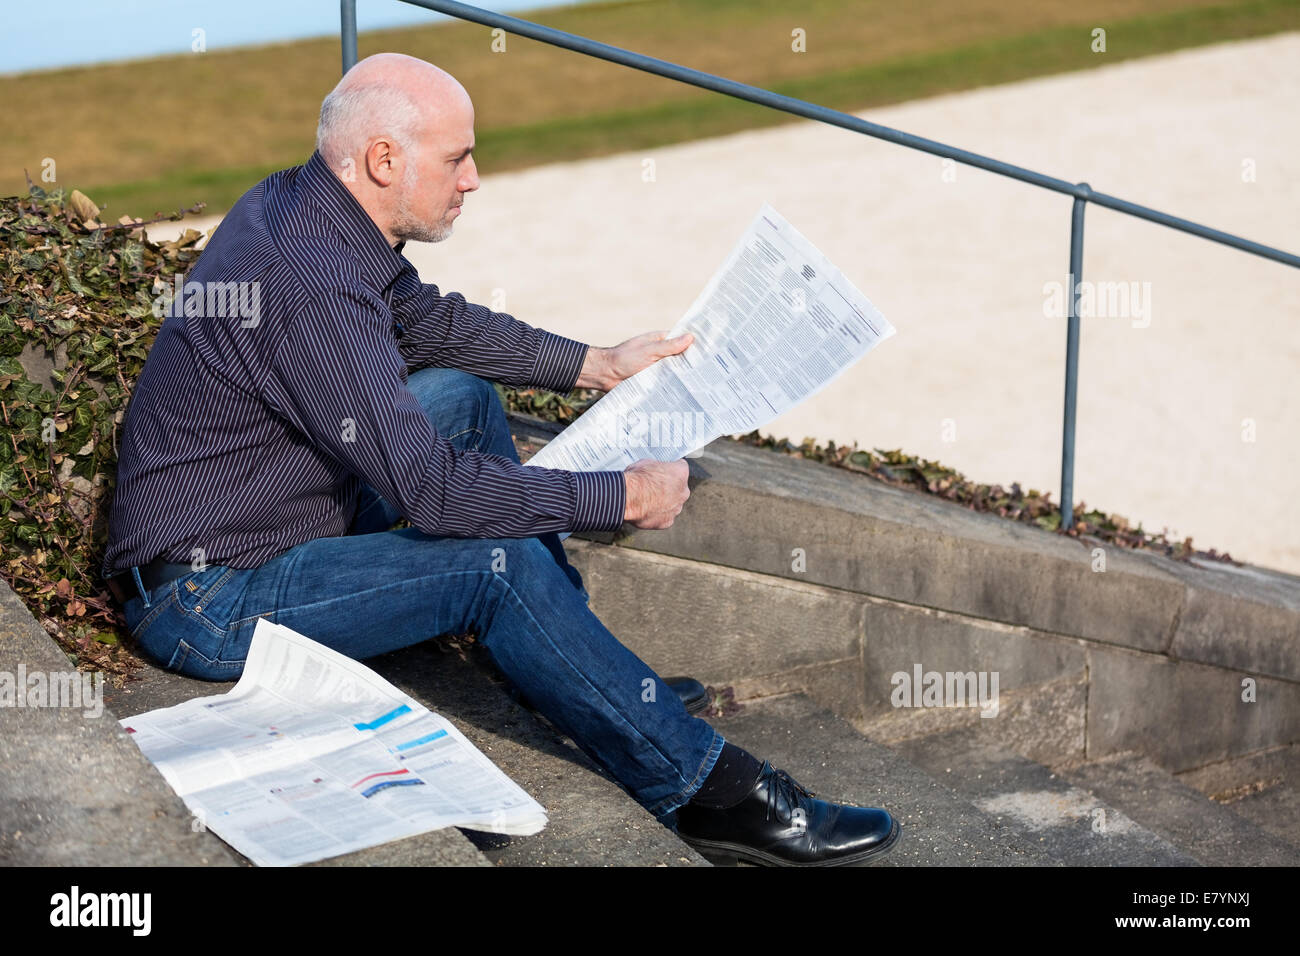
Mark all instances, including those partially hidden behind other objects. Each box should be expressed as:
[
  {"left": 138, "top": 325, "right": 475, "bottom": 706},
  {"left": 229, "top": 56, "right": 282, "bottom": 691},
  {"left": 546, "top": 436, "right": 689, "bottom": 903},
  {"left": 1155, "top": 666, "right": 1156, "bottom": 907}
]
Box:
[{"left": 118, "top": 366, "right": 724, "bottom": 820}]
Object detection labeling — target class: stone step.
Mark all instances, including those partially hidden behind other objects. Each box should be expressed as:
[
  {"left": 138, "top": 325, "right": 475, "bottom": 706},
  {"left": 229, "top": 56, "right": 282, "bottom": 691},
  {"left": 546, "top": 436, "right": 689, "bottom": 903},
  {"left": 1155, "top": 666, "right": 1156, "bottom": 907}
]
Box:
[
  {"left": 104, "top": 637, "right": 707, "bottom": 867},
  {"left": 1055, "top": 751, "right": 1300, "bottom": 866},
  {"left": 103, "top": 655, "right": 488, "bottom": 868},
  {"left": 513, "top": 411, "right": 1300, "bottom": 778},
  {"left": 368, "top": 641, "right": 708, "bottom": 867},
  {"left": 893, "top": 727, "right": 1200, "bottom": 865},
  {"left": 561, "top": 537, "right": 1096, "bottom": 770},
  {"left": 0, "top": 580, "right": 239, "bottom": 866},
  {"left": 1176, "top": 743, "right": 1300, "bottom": 852},
  {"left": 698, "top": 692, "right": 1057, "bottom": 865}
]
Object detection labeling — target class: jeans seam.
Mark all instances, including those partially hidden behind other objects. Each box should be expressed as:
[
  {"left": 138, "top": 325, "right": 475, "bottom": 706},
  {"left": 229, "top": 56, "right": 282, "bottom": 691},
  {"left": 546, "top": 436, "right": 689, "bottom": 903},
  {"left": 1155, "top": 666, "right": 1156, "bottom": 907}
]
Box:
[
  {"left": 198, "top": 566, "right": 237, "bottom": 605},
  {"left": 227, "top": 611, "right": 277, "bottom": 632},
  {"left": 224, "top": 566, "right": 484, "bottom": 627},
  {"left": 446, "top": 426, "right": 482, "bottom": 442},
  {"left": 171, "top": 637, "right": 243, "bottom": 675}
]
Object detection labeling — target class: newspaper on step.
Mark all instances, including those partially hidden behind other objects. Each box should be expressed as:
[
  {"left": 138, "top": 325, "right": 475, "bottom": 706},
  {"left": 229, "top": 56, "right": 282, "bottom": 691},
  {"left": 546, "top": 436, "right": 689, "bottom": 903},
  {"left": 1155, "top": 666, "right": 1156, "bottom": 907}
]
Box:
[
  {"left": 526, "top": 202, "right": 896, "bottom": 475},
  {"left": 120, "top": 618, "right": 546, "bottom": 867}
]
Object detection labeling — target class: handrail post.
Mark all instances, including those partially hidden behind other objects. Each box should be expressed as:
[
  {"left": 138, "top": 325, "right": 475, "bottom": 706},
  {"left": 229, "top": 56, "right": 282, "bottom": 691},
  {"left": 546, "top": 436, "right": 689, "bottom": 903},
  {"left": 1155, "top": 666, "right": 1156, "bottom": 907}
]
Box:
[
  {"left": 1060, "top": 185, "right": 1089, "bottom": 531},
  {"left": 341, "top": 0, "right": 358, "bottom": 75}
]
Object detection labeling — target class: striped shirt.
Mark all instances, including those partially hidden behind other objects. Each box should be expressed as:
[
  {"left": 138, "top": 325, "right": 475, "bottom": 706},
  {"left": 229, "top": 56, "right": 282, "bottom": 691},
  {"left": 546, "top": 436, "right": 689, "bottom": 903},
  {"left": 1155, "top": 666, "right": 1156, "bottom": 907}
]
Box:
[{"left": 102, "top": 150, "right": 626, "bottom": 577}]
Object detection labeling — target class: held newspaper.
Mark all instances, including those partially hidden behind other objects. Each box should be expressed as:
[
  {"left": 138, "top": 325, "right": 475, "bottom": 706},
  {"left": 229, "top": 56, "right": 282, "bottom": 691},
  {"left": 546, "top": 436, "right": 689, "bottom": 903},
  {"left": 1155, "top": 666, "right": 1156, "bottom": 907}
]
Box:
[{"left": 526, "top": 202, "right": 896, "bottom": 474}]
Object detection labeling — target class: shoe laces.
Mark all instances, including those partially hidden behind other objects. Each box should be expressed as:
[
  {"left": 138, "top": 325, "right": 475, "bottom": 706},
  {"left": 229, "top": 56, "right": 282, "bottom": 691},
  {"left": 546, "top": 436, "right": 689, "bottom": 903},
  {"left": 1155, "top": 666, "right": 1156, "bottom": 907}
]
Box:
[{"left": 766, "top": 768, "right": 817, "bottom": 825}]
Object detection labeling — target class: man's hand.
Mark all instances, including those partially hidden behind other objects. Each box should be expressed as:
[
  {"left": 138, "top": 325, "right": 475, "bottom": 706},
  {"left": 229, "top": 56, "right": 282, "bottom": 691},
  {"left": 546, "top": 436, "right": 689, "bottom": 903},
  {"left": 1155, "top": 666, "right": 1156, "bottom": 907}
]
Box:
[
  {"left": 576, "top": 331, "right": 695, "bottom": 392},
  {"left": 623, "top": 458, "right": 690, "bottom": 530}
]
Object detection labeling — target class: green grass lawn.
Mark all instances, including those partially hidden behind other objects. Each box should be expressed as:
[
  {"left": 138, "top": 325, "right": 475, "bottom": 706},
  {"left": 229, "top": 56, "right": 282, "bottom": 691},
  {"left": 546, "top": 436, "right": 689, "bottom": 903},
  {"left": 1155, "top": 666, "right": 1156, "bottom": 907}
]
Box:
[{"left": 1, "top": 0, "right": 1296, "bottom": 219}]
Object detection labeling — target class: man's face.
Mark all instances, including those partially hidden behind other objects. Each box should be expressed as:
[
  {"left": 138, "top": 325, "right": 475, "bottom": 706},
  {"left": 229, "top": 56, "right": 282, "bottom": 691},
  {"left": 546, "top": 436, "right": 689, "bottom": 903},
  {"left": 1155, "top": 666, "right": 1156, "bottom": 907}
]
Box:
[{"left": 391, "top": 97, "right": 479, "bottom": 244}]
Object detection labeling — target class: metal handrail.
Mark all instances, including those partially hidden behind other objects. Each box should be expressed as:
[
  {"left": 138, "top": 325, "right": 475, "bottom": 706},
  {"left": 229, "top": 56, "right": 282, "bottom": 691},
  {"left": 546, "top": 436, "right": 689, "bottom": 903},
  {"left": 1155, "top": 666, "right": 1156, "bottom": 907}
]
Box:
[{"left": 341, "top": 0, "right": 1300, "bottom": 528}]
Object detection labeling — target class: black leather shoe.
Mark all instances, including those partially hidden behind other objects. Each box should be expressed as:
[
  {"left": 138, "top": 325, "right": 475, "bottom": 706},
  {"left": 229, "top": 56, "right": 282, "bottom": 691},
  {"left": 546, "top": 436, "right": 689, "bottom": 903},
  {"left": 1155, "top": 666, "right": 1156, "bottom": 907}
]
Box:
[
  {"left": 674, "top": 761, "right": 900, "bottom": 866},
  {"left": 664, "top": 676, "right": 708, "bottom": 715}
]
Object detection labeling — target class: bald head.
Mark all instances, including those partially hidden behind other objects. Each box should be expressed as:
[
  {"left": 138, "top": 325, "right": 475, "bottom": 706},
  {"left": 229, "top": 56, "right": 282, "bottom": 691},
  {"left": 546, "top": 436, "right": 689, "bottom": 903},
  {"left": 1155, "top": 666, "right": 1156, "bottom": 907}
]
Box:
[
  {"left": 314, "top": 53, "right": 480, "bottom": 247},
  {"left": 316, "top": 53, "right": 469, "bottom": 169}
]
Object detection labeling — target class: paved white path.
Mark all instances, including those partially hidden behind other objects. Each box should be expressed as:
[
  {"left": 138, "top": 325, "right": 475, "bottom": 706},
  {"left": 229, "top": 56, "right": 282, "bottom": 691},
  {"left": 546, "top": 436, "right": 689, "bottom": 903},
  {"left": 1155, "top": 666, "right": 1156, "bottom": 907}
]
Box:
[{"left": 158, "top": 33, "right": 1300, "bottom": 574}]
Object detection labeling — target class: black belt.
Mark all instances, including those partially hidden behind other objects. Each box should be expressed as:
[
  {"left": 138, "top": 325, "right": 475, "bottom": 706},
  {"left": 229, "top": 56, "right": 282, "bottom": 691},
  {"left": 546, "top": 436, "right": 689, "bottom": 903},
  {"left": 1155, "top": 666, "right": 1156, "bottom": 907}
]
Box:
[{"left": 106, "top": 558, "right": 196, "bottom": 605}]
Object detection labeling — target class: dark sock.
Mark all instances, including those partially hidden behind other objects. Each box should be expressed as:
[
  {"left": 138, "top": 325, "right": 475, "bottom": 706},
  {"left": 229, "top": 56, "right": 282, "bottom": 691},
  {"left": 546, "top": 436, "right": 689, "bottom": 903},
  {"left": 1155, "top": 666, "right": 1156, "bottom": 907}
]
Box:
[{"left": 688, "top": 741, "right": 764, "bottom": 809}]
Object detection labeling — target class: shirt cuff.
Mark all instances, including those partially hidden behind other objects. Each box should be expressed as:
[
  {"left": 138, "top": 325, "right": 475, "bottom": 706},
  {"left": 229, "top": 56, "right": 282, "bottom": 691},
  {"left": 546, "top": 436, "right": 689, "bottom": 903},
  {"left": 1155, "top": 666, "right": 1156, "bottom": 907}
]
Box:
[
  {"left": 531, "top": 330, "right": 589, "bottom": 395},
  {"left": 570, "top": 470, "right": 627, "bottom": 532}
]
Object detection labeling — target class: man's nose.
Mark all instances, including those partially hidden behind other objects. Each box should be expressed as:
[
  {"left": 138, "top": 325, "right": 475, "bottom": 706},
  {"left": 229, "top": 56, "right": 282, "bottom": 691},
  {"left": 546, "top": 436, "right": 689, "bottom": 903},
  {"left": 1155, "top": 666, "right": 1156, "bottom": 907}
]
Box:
[{"left": 460, "top": 154, "right": 480, "bottom": 193}]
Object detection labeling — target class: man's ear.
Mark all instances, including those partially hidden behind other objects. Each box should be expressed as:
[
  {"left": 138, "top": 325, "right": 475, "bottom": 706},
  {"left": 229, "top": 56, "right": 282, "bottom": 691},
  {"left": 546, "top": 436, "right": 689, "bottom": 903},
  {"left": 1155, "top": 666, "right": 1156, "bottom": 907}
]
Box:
[{"left": 365, "top": 139, "right": 398, "bottom": 187}]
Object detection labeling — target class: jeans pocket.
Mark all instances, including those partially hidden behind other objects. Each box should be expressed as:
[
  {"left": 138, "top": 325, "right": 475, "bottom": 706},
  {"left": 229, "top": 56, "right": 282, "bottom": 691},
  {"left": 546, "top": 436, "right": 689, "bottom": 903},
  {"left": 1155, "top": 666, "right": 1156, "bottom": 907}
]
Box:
[
  {"left": 134, "top": 597, "right": 243, "bottom": 681},
  {"left": 174, "top": 565, "right": 237, "bottom": 612},
  {"left": 169, "top": 637, "right": 244, "bottom": 681},
  {"left": 174, "top": 565, "right": 250, "bottom": 635}
]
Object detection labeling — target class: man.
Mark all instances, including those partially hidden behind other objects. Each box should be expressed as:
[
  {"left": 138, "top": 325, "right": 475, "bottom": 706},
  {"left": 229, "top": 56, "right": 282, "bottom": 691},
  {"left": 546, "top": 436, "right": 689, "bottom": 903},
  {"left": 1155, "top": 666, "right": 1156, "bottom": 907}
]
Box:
[{"left": 102, "top": 52, "right": 899, "bottom": 866}]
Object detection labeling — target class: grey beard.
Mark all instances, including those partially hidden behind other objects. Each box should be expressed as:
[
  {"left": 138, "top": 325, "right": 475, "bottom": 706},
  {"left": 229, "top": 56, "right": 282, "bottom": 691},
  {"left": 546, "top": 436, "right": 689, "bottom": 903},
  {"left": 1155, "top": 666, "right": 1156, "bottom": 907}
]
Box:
[
  {"left": 391, "top": 161, "right": 453, "bottom": 243},
  {"left": 392, "top": 205, "right": 453, "bottom": 243}
]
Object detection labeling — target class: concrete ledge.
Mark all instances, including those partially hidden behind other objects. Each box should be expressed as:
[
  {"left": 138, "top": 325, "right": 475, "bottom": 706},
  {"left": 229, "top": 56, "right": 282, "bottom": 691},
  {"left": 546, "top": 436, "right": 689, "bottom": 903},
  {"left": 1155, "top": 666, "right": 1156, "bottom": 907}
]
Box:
[
  {"left": 1155, "top": 553, "right": 1300, "bottom": 682},
  {"left": 857, "top": 598, "right": 1089, "bottom": 718},
  {"left": 512, "top": 413, "right": 1300, "bottom": 682},
  {"left": 565, "top": 538, "right": 1091, "bottom": 764},
  {"left": 562, "top": 539, "right": 864, "bottom": 719},
  {"left": 511, "top": 411, "right": 1300, "bottom": 772},
  {"left": 1085, "top": 643, "right": 1300, "bottom": 772},
  {"left": 583, "top": 425, "right": 1183, "bottom": 653},
  {"left": 0, "top": 579, "right": 240, "bottom": 866}
]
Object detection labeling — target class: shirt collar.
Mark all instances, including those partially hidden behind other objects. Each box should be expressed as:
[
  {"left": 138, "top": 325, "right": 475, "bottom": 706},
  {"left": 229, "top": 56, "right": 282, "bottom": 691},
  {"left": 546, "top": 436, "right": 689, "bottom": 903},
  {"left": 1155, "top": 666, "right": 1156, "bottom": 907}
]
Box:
[{"left": 299, "top": 150, "right": 408, "bottom": 290}]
